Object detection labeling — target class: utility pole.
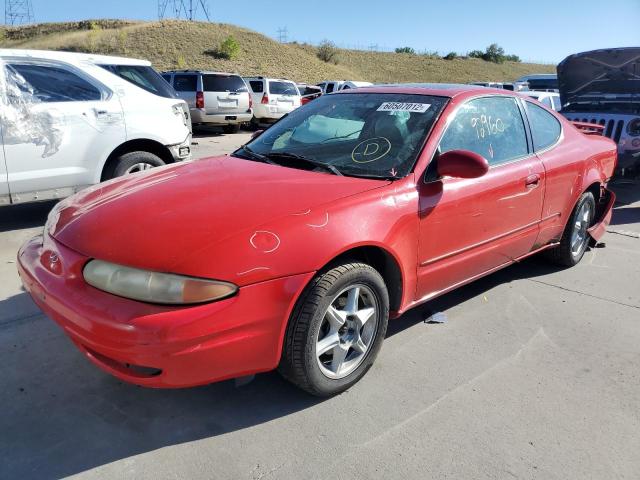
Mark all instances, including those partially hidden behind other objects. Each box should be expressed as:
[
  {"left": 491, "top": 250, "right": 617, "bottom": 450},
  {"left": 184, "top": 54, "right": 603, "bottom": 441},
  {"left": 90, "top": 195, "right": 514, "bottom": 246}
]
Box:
[
  {"left": 277, "top": 26, "right": 288, "bottom": 43},
  {"left": 158, "top": 0, "right": 211, "bottom": 21},
  {"left": 4, "top": 0, "right": 35, "bottom": 26}
]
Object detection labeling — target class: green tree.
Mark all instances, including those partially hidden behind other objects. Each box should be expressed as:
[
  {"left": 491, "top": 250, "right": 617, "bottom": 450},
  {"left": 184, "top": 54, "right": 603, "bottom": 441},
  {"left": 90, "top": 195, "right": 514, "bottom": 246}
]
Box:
[
  {"left": 395, "top": 46, "right": 416, "bottom": 54},
  {"left": 216, "top": 35, "right": 241, "bottom": 60}
]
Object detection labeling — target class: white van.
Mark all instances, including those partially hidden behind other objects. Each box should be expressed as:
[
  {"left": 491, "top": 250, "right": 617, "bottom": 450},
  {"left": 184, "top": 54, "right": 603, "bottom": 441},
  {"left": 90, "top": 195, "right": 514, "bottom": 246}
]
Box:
[
  {"left": 243, "top": 77, "right": 301, "bottom": 126},
  {"left": 316, "top": 80, "right": 373, "bottom": 93},
  {"left": 0, "top": 49, "right": 192, "bottom": 205}
]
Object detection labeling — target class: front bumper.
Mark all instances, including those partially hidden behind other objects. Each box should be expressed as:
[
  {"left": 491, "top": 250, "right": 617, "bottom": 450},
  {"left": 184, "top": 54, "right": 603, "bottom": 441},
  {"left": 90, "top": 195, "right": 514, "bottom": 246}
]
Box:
[
  {"left": 17, "top": 234, "right": 314, "bottom": 388},
  {"left": 167, "top": 133, "right": 192, "bottom": 162}
]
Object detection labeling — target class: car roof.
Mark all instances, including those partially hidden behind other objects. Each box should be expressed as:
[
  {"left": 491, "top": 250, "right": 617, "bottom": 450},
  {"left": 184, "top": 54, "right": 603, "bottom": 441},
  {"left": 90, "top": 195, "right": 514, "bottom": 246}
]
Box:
[
  {"left": 164, "top": 70, "right": 242, "bottom": 76},
  {"left": 339, "top": 83, "right": 504, "bottom": 98},
  {"left": 0, "top": 48, "right": 151, "bottom": 66}
]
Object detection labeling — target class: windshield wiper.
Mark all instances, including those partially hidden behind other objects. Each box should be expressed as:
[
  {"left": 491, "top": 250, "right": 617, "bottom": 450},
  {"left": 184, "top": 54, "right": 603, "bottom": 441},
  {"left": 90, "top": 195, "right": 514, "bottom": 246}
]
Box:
[
  {"left": 265, "top": 152, "right": 343, "bottom": 176},
  {"left": 235, "top": 146, "right": 277, "bottom": 165}
]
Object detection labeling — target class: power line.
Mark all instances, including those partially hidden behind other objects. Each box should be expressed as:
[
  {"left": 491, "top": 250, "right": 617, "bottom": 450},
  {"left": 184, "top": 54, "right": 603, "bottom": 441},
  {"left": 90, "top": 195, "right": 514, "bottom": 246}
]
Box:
[
  {"left": 4, "top": 0, "right": 34, "bottom": 25},
  {"left": 158, "top": 0, "right": 211, "bottom": 21},
  {"left": 277, "top": 26, "right": 288, "bottom": 43}
]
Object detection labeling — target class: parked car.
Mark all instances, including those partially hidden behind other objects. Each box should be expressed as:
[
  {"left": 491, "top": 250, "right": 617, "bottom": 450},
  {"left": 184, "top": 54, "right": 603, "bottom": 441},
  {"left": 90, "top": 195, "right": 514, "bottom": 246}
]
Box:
[
  {"left": 244, "top": 77, "right": 301, "bottom": 126},
  {"left": 316, "top": 80, "right": 373, "bottom": 93},
  {"left": 470, "top": 81, "right": 526, "bottom": 91},
  {"left": 519, "top": 91, "right": 562, "bottom": 111},
  {"left": 0, "top": 49, "right": 191, "bottom": 206},
  {"left": 558, "top": 47, "right": 640, "bottom": 174},
  {"left": 297, "top": 83, "right": 322, "bottom": 105},
  {"left": 18, "top": 84, "right": 616, "bottom": 396},
  {"left": 162, "top": 70, "right": 252, "bottom": 133},
  {"left": 515, "top": 74, "right": 558, "bottom": 92}
]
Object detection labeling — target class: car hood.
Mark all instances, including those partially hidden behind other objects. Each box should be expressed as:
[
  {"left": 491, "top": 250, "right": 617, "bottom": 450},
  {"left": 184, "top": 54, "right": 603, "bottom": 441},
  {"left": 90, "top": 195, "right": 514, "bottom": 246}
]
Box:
[
  {"left": 558, "top": 47, "right": 640, "bottom": 106},
  {"left": 49, "top": 156, "right": 388, "bottom": 283}
]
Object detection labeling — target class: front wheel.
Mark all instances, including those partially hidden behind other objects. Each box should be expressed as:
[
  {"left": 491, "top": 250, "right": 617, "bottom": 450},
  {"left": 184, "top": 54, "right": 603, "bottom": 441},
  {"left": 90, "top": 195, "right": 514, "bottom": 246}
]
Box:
[
  {"left": 547, "top": 191, "right": 596, "bottom": 267},
  {"left": 107, "top": 151, "right": 165, "bottom": 179},
  {"left": 279, "top": 262, "right": 389, "bottom": 396}
]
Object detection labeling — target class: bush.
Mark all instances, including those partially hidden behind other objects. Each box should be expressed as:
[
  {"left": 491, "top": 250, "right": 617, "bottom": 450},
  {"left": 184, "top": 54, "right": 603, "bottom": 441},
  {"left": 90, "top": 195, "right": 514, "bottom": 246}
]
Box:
[
  {"left": 395, "top": 46, "right": 415, "bottom": 54},
  {"left": 317, "top": 39, "right": 338, "bottom": 63},
  {"left": 214, "top": 35, "right": 240, "bottom": 60},
  {"left": 443, "top": 51, "right": 457, "bottom": 60},
  {"left": 468, "top": 44, "right": 521, "bottom": 63},
  {"left": 422, "top": 50, "right": 440, "bottom": 59}
]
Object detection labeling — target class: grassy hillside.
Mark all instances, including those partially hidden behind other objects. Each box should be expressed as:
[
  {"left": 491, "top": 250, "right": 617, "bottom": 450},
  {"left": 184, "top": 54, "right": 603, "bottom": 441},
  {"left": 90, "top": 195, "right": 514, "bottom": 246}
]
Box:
[{"left": 0, "top": 19, "right": 555, "bottom": 84}]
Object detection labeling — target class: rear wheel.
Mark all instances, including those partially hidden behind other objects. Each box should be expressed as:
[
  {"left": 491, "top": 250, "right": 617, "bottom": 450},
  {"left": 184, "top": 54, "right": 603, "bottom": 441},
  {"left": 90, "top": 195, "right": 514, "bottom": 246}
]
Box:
[
  {"left": 547, "top": 192, "right": 596, "bottom": 267},
  {"left": 107, "top": 151, "right": 165, "bottom": 179},
  {"left": 223, "top": 124, "right": 240, "bottom": 134},
  {"left": 279, "top": 262, "right": 389, "bottom": 396}
]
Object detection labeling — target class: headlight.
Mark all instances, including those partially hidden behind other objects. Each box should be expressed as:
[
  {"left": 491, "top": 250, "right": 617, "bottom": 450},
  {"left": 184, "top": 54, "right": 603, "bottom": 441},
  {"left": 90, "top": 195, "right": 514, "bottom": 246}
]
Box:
[
  {"left": 627, "top": 118, "right": 640, "bottom": 137},
  {"left": 83, "top": 260, "right": 237, "bottom": 305}
]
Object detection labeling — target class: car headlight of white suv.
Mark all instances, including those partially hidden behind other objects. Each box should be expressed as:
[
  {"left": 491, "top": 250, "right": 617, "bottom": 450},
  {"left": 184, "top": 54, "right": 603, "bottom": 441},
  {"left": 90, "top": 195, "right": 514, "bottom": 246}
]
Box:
[{"left": 83, "top": 259, "right": 237, "bottom": 304}]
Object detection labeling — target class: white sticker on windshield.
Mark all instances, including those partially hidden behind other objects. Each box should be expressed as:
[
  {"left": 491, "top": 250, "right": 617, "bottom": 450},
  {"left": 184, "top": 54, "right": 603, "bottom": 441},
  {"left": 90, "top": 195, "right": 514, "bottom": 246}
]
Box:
[{"left": 377, "top": 102, "right": 431, "bottom": 113}]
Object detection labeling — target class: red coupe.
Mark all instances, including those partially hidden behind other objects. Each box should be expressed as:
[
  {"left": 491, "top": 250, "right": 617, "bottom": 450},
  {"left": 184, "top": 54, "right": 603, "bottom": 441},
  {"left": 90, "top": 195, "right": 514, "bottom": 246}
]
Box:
[{"left": 18, "top": 85, "right": 616, "bottom": 396}]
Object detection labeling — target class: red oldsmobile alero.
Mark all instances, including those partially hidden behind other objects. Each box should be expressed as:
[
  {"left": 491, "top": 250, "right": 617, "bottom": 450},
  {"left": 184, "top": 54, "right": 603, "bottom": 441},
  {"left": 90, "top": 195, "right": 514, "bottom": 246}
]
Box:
[{"left": 18, "top": 84, "right": 616, "bottom": 396}]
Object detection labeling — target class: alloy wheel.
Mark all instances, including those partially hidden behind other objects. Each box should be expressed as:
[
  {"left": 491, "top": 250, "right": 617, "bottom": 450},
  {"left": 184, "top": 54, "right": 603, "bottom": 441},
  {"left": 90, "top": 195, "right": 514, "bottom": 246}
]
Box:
[{"left": 315, "top": 284, "right": 379, "bottom": 379}]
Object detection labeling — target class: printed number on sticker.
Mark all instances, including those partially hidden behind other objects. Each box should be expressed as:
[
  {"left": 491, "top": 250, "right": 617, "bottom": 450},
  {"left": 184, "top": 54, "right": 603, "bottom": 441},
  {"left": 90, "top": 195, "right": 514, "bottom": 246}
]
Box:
[{"left": 377, "top": 102, "right": 431, "bottom": 113}]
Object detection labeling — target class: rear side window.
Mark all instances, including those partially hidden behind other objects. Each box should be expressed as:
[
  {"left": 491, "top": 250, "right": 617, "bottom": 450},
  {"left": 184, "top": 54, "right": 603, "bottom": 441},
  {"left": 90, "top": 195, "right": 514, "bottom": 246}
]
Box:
[
  {"left": 8, "top": 63, "right": 102, "bottom": 102},
  {"left": 203, "top": 75, "right": 248, "bottom": 92},
  {"left": 540, "top": 96, "right": 553, "bottom": 108},
  {"left": 551, "top": 96, "right": 562, "bottom": 111},
  {"left": 248, "top": 80, "right": 264, "bottom": 93},
  {"left": 99, "top": 64, "right": 176, "bottom": 98},
  {"left": 173, "top": 74, "right": 197, "bottom": 92},
  {"left": 526, "top": 101, "right": 562, "bottom": 151},
  {"left": 439, "top": 96, "right": 529, "bottom": 166},
  {"left": 325, "top": 83, "right": 335, "bottom": 93},
  {"left": 269, "top": 81, "right": 298, "bottom": 95}
]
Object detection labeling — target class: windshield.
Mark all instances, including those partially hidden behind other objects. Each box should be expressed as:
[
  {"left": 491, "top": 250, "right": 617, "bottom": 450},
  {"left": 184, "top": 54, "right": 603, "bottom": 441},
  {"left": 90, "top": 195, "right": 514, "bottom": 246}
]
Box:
[
  {"left": 99, "top": 64, "right": 177, "bottom": 98},
  {"left": 234, "top": 93, "right": 447, "bottom": 179}
]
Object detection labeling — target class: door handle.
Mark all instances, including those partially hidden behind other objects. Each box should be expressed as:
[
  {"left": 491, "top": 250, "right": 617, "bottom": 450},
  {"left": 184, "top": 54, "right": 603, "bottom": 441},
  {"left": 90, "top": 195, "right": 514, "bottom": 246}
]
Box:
[{"left": 525, "top": 174, "right": 540, "bottom": 188}]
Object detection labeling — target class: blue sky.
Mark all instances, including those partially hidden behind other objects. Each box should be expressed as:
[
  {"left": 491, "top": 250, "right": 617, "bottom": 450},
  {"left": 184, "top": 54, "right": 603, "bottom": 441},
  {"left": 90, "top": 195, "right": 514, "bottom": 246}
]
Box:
[{"left": 22, "top": 0, "right": 640, "bottom": 63}]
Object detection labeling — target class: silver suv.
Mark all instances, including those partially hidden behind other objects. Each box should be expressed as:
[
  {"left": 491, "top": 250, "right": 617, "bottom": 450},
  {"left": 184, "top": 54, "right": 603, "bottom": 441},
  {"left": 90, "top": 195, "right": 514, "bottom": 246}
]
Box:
[{"left": 162, "top": 70, "right": 252, "bottom": 133}]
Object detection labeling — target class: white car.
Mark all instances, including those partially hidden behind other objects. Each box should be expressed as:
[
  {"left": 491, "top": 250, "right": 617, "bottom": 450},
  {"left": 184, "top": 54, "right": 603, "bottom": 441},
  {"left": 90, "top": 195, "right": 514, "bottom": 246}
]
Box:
[
  {"left": 0, "top": 49, "right": 191, "bottom": 206},
  {"left": 316, "top": 80, "right": 373, "bottom": 93},
  {"left": 519, "top": 91, "right": 562, "bottom": 111},
  {"left": 244, "top": 77, "right": 301, "bottom": 125}
]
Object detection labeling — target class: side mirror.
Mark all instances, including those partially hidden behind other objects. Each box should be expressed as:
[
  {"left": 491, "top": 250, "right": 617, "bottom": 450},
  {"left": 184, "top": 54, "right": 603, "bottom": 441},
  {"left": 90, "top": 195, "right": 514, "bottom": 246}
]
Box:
[
  {"left": 250, "top": 129, "right": 264, "bottom": 140},
  {"left": 437, "top": 150, "right": 489, "bottom": 179}
]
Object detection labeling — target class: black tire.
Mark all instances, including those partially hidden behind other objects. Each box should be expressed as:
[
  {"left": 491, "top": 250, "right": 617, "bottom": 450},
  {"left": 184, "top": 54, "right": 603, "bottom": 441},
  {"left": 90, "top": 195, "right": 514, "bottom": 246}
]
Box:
[
  {"left": 223, "top": 124, "right": 240, "bottom": 134},
  {"left": 107, "top": 151, "right": 165, "bottom": 179},
  {"left": 279, "top": 262, "right": 389, "bottom": 397},
  {"left": 547, "top": 191, "right": 596, "bottom": 267}
]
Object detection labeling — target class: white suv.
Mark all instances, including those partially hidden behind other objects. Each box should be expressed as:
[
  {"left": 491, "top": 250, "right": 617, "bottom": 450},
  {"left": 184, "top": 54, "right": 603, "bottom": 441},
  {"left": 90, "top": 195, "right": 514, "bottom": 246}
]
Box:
[
  {"left": 244, "top": 77, "right": 301, "bottom": 126},
  {"left": 0, "top": 49, "right": 192, "bottom": 206},
  {"left": 162, "top": 70, "right": 253, "bottom": 133}
]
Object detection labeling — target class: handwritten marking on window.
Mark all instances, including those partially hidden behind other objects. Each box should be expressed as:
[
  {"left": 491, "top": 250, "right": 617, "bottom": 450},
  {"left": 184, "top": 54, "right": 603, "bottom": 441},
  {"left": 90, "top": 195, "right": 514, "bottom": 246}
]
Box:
[{"left": 470, "top": 115, "right": 505, "bottom": 139}]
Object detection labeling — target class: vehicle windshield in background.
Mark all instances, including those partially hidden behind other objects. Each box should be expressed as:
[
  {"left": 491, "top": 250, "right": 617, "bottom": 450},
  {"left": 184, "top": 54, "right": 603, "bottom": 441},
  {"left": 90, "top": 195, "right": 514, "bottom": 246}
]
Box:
[
  {"left": 269, "top": 81, "right": 298, "bottom": 95},
  {"left": 203, "top": 75, "right": 248, "bottom": 92},
  {"left": 234, "top": 93, "right": 447, "bottom": 179},
  {"left": 99, "top": 64, "right": 177, "bottom": 98}
]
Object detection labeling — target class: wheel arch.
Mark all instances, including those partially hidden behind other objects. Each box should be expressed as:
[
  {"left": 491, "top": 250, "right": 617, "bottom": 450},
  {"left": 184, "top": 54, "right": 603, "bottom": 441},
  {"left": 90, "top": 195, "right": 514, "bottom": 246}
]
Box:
[
  {"left": 100, "top": 139, "right": 174, "bottom": 181},
  {"left": 318, "top": 244, "right": 404, "bottom": 313}
]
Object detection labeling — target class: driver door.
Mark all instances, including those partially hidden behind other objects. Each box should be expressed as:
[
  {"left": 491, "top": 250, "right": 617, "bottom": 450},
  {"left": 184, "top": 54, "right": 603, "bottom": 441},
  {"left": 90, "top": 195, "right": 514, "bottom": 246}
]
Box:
[{"left": 416, "top": 95, "right": 545, "bottom": 301}]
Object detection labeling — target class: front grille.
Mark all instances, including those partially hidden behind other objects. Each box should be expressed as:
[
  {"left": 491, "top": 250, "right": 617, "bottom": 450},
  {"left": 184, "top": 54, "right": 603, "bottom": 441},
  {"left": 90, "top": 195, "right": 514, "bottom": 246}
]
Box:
[{"left": 565, "top": 115, "right": 626, "bottom": 142}]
